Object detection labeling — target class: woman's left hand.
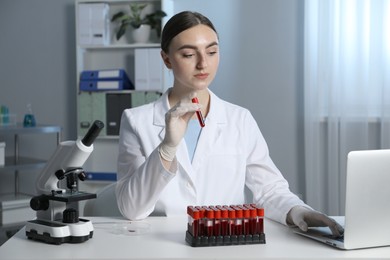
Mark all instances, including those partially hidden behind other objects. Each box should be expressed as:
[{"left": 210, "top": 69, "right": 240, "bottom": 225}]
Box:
[{"left": 287, "top": 206, "right": 344, "bottom": 237}]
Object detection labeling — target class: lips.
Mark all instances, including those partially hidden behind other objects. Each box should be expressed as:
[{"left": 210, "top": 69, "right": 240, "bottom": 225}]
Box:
[{"left": 194, "top": 73, "right": 209, "bottom": 80}]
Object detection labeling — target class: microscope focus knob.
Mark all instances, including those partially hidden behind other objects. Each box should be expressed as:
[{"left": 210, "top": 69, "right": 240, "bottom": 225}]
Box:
[
  {"left": 63, "top": 208, "right": 79, "bottom": 223},
  {"left": 30, "top": 195, "right": 50, "bottom": 211}
]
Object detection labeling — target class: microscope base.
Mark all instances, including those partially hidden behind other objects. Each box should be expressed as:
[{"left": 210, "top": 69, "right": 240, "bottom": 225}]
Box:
[{"left": 25, "top": 218, "right": 93, "bottom": 245}]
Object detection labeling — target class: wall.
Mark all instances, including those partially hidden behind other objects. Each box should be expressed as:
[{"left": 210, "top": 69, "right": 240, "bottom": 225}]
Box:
[
  {"left": 0, "top": 0, "right": 76, "bottom": 194},
  {"left": 173, "top": 0, "right": 305, "bottom": 197},
  {"left": 0, "top": 0, "right": 76, "bottom": 141},
  {"left": 0, "top": 0, "right": 305, "bottom": 199}
]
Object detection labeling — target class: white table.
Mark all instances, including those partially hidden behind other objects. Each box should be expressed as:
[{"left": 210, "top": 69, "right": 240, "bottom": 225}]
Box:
[{"left": 0, "top": 216, "right": 389, "bottom": 260}]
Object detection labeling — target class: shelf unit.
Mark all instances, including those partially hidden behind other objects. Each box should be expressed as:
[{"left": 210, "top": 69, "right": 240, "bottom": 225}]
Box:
[
  {"left": 75, "top": 0, "right": 173, "bottom": 183},
  {"left": 0, "top": 124, "right": 61, "bottom": 195},
  {"left": 0, "top": 124, "right": 61, "bottom": 228}
]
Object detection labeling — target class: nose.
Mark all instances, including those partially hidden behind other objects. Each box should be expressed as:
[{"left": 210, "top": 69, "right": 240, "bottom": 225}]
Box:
[{"left": 196, "top": 53, "right": 208, "bottom": 70}]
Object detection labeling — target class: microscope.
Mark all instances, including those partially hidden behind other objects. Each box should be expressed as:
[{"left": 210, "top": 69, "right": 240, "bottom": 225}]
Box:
[{"left": 25, "top": 120, "right": 104, "bottom": 244}]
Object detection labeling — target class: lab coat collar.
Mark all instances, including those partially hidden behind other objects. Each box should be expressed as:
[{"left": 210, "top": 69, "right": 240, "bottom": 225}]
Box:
[{"left": 153, "top": 89, "right": 170, "bottom": 127}]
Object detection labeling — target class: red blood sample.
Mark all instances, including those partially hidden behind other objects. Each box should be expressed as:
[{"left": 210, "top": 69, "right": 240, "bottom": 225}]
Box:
[
  {"left": 216, "top": 205, "right": 229, "bottom": 236},
  {"left": 243, "top": 204, "right": 258, "bottom": 235},
  {"left": 232, "top": 206, "right": 243, "bottom": 236},
  {"left": 256, "top": 207, "right": 264, "bottom": 234},
  {"left": 195, "top": 206, "right": 206, "bottom": 237},
  {"left": 225, "top": 205, "right": 236, "bottom": 236},
  {"left": 187, "top": 206, "right": 200, "bottom": 237},
  {"left": 204, "top": 207, "right": 214, "bottom": 237},
  {"left": 210, "top": 206, "right": 221, "bottom": 236}
]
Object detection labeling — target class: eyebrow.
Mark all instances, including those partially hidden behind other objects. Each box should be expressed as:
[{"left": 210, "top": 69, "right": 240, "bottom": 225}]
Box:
[{"left": 177, "top": 41, "right": 219, "bottom": 51}]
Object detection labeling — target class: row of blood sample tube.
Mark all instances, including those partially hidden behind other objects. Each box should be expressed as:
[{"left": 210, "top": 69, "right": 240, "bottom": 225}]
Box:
[{"left": 187, "top": 204, "right": 264, "bottom": 238}]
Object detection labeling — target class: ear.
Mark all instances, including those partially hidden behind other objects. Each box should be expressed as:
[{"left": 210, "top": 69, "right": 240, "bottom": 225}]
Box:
[{"left": 160, "top": 50, "right": 172, "bottom": 69}]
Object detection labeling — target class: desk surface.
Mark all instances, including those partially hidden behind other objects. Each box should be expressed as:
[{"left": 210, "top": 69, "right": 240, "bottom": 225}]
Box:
[{"left": 0, "top": 216, "right": 389, "bottom": 260}]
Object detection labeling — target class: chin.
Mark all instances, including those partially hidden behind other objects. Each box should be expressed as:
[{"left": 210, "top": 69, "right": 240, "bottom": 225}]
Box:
[{"left": 194, "top": 82, "right": 211, "bottom": 91}]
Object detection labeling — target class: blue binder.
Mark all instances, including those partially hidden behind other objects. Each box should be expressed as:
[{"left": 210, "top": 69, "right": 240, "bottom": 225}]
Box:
[
  {"left": 79, "top": 69, "right": 134, "bottom": 91},
  {"left": 80, "top": 79, "right": 133, "bottom": 91},
  {"left": 80, "top": 69, "right": 128, "bottom": 81}
]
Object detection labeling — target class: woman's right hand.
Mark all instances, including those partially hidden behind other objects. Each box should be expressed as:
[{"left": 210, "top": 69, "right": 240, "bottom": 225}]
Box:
[{"left": 159, "top": 93, "right": 201, "bottom": 162}]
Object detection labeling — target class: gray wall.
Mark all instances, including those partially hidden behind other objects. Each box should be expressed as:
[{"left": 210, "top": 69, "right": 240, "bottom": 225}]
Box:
[
  {"left": 173, "top": 0, "right": 305, "bottom": 197},
  {"left": 0, "top": 0, "right": 76, "bottom": 194},
  {"left": 0, "top": 0, "right": 305, "bottom": 199},
  {"left": 0, "top": 0, "right": 76, "bottom": 141}
]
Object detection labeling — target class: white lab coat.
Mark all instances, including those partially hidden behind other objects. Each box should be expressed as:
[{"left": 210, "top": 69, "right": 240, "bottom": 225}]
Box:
[{"left": 116, "top": 89, "right": 306, "bottom": 225}]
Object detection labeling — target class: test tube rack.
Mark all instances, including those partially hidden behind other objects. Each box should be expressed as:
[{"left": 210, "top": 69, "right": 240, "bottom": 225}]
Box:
[{"left": 185, "top": 204, "right": 266, "bottom": 247}]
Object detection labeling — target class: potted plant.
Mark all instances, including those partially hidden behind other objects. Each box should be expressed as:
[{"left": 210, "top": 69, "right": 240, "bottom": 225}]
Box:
[{"left": 111, "top": 3, "right": 167, "bottom": 43}]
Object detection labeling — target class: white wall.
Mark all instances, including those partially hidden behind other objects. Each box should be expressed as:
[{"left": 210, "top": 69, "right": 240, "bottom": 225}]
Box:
[{"left": 0, "top": 0, "right": 305, "bottom": 199}]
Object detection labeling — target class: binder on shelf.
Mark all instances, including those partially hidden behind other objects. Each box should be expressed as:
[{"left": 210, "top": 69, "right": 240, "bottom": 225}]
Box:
[
  {"left": 80, "top": 80, "right": 132, "bottom": 91},
  {"left": 135, "top": 48, "right": 163, "bottom": 91},
  {"left": 78, "top": 3, "right": 110, "bottom": 46},
  {"left": 80, "top": 69, "right": 129, "bottom": 81},
  {"left": 134, "top": 49, "right": 149, "bottom": 91},
  {"left": 79, "top": 69, "right": 134, "bottom": 91},
  {"left": 148, "top": 48, "right": 163, "bottom": 90}
]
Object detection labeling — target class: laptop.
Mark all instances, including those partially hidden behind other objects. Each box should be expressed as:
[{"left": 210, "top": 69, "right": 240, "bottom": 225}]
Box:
[{"left": 293, "top": 149, "right": 390, "bottom": 250}]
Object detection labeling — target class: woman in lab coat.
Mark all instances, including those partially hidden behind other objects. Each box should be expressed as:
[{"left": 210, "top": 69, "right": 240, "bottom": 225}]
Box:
[{"left": 116, "top": 11, "right": 343, "bottom": 236}]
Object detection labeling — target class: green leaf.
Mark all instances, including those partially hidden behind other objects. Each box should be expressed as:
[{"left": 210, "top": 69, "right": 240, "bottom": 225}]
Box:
[
  {"left": 111, "top": 4, "right": 167, "bottom": 38},
  {"left": 111, "top": 11, "right": 125, "bottom": 22},
  {"left": 116, "top": 24, "right": 127, "bottom": 40}
]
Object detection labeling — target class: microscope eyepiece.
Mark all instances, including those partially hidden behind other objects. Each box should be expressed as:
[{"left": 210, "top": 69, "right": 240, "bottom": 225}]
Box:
[{"left": 81, "top": 120, "right": 104, "bottom": 147}]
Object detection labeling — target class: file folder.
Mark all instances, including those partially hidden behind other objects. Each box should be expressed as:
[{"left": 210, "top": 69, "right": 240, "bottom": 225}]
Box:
[
  {"left": 79, "top": 69, "right": 134, "bottom": 91},
  {"left": 78, "top": 3, "right": 110, "bottom": 46},
  {"left": 80, "top": 79, "right": 133, "bottom": 91},
  {"left": 106, "top": 93, "right": 132, "bottom": 135},
  {"left": 134, "top": 48, "right": 163, "bottom": 91},
  {"left": 80, "top": 69, "right": 129, "bottom": 81}
]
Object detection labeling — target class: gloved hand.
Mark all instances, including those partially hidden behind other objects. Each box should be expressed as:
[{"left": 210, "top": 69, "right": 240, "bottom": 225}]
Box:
[
  {"left": 287, "top": 206, "right": 344, "bottom": 237},
  {"left": 159, "top": 93, "right": 201, "bottom": 161}
]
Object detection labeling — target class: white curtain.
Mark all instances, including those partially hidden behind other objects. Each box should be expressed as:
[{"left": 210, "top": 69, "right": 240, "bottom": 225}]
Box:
[{"left": 304, "top": 0, "right": 390, "bottom": 215}]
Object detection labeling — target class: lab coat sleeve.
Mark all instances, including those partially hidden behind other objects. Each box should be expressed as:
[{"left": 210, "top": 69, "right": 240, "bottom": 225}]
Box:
[
  {"left": 115, "top": 109, "right": 176, "bottom": 220},
  {"left": 243, "top": 111, "right": 308, "bottom": 225}
]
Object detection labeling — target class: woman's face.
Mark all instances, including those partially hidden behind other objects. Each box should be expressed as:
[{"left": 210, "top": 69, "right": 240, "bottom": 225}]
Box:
[{"left": 162, "top": 24, "right": 220, "bottom": 92}]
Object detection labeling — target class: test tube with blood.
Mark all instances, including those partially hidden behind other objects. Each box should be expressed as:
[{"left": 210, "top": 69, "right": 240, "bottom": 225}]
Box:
[
  {"left": 204, "top": 207, "right": 214, "bottom": 237},
  {"left": 256, "top": 207, "right": 265, "bottom": 234},
  {"left": 195, "top": 206, "right": 206, "bottom": 237},
  {"left": 210, "top": 206, "right": 221, "bottom": 237},
  {"left": 249, "top": 206, "right": 258, "bottom": 235},
  {"left": 238, "top": 205, "right": 251, "bottom": 235},
  {"left": 216, "top": 205, "right": 229, "bottom": 236},
  {"left": 248, "top": 204, "right": 264, "bottom": 234},
  {"left": 225, "top": 205, "right": 236, "bottom": 236},
  {"left": 232, "top": 206, "right": 243, "bottom": 236},
  {"left": 191, "top": 97, "right": 205, "bottom": 127},
  {"left": 187, "top": 206, "right": 200, "bottom": 237},
  {"left": 243, "top": 204, "right": 258, "bottom": 235}
]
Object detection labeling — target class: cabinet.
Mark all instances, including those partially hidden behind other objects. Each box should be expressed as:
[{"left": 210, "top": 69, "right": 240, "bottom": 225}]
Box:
[
  {"left": 0, "top": 124, "right": 61, "bottom": 236},
  {"left": 75, "top": 0, "right": 173, "bottom": 183}
]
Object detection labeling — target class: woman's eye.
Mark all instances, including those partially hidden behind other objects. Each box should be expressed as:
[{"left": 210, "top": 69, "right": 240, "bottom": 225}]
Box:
[{"left": 183, "top": 53, "right": 194, "bottom": 58}]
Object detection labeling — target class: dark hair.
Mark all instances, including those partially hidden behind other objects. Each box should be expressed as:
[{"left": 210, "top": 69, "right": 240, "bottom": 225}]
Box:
[{"left": 161, "top": 11, "right": 218, "bottom": 53}]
